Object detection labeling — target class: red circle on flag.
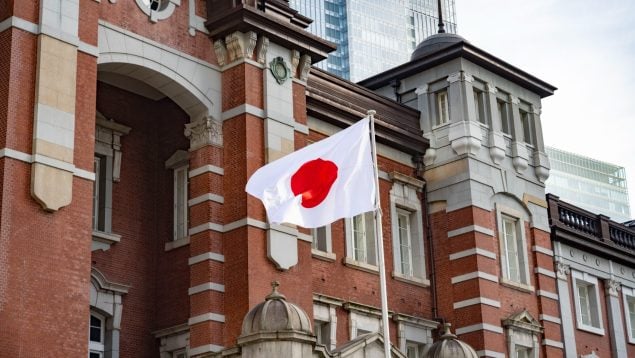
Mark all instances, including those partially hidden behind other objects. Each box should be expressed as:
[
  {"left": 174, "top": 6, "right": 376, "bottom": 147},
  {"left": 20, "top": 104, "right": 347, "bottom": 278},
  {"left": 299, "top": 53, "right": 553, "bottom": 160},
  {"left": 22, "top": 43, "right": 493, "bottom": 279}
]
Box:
[{"left": 291, "top": 158, "right": 338, "bottom": 208}]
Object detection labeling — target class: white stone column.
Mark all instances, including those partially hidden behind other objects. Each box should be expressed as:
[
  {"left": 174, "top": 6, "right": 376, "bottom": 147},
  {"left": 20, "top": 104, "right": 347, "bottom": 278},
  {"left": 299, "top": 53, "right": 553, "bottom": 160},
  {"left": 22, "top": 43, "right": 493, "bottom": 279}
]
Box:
[
  {"left": 447, "top": 72, "right": 482, "bottom": 156},
  {"left": 605, "top": 279, "right": 627, "bottom": 358},
  {"left": 556, "top": 262, "right": 577, "bottom": 358},
  {"left": 530, "top": 105, "right": 550, "bottom": 183},
  {"left": 509, "top": 95, "right": 528, "bottom": 173},
  {"left": 484, "top": 83, "right": 505, "bottom": 164}
]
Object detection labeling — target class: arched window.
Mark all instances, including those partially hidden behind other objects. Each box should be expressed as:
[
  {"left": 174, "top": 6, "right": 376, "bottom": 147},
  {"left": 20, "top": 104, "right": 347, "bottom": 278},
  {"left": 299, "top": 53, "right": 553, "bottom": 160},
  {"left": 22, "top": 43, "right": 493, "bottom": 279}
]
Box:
[{"left": 89, "top": 311, "right": 106, "bottom": 358}]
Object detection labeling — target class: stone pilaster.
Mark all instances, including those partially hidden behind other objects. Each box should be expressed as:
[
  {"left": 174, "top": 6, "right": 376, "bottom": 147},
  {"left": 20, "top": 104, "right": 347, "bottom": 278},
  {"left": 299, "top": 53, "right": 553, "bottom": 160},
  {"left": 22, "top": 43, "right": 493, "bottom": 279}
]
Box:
[
  {"left": 605, "top": 279, "right": 627, "bottom": 358},
  {"left": 555, "top": 262, "right": 577, "bottom": 358}
]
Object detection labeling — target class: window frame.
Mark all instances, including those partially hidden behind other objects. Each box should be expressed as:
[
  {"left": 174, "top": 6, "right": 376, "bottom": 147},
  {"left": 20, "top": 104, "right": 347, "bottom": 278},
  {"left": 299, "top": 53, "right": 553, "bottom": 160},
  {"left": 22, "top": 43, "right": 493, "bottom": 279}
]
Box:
[
  {"left": 519, "top": 104, "right": 535, "bottom": 147},
  {"left": 496, "top": 205, "right": 532, "bottom": 290},
  {"left": 89, "top": 311, "right": 106, "bottom": 356},
  {"left": 473, "top": 87, "right": 487, "bottom": 126},
  {"left": 345, "top": 212, "right": 378, "bottom": 270},
  {"left": 571, "top": 270, "right": 604, "bottom": 335},
  {"left": 497, "top": 98, "right": 512, "bottom": 137},
  {"left": 313, "top": 302, "right": 338, "bottom": 351},
  {"left": 435, "top": 90, "right": 449, "bottom": 126},
  {"left": 622, "top": 286, "right": 635, "bottom": 343},
  {"left": 173, "top": 164, "right": 189, "bottom": 241}
]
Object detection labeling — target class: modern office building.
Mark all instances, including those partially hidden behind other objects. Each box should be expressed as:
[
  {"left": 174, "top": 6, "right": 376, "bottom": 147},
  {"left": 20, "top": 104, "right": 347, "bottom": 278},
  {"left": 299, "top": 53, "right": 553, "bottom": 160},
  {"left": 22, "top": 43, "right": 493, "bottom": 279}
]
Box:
[
  {"left": 289, "top": 0, "right": 457, "bottom": 81},
  {"left": 545, "top": 146, "right": 631, "bottom": 223}
]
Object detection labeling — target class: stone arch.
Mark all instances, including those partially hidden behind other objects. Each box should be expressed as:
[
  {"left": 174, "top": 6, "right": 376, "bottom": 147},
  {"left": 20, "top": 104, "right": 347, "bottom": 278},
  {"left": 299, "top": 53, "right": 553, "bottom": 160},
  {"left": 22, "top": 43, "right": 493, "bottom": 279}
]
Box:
[
  {"left": 491, "top": 192, "right": 532, "bottom": 222},
  {"left": 97, "top": 22, "right": 221, "bottom": 121},
  {"left": 90, "top": 268, "right": 129, "bottom": 358}
]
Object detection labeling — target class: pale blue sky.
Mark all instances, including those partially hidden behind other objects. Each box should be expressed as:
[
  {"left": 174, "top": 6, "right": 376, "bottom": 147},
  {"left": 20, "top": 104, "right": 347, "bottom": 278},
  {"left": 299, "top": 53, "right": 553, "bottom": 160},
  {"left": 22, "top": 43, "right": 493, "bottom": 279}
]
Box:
[{"left": 456, "top": 0, "right": 635, "bottom": 219}]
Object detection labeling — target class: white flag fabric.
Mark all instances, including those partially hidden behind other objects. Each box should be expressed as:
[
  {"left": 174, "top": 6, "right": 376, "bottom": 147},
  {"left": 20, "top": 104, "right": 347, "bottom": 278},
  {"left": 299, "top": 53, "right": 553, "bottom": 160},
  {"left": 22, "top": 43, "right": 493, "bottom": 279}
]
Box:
[{"left": 245, "top": 117, "right": 376, "bottom": 228}]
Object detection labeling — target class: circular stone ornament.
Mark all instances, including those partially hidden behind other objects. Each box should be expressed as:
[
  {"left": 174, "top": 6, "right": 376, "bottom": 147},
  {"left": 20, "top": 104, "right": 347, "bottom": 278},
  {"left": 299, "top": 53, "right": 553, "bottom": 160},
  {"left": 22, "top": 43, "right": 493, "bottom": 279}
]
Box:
[{"left": 269, "top": 57, "right": 290, "bottom": 84}]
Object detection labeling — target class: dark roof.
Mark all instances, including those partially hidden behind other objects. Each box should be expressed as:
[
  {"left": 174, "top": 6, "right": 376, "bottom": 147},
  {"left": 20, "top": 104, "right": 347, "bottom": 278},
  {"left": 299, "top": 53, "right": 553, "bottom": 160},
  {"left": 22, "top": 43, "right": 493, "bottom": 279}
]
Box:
[
  {"left": 360, "top": 37, "right": 556, "bottom": 98},
  {"left": 307, "top": 68, "right": 427, "bottom": 157}
]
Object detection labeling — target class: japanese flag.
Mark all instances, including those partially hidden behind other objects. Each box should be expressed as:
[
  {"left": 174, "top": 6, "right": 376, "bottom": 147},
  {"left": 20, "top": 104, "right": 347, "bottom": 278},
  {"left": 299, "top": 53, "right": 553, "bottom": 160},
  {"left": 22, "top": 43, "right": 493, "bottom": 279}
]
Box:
[{"left": 245, "top": 117, "right": 376, "bottom": 228}]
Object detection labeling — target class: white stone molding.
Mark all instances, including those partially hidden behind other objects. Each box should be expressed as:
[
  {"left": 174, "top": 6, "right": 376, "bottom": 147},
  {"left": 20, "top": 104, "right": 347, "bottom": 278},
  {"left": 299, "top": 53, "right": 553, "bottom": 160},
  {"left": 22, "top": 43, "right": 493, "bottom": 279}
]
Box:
[
  {"left": 184, "top": 115, "right": 223, "bottom": 150},
  {"left": 446, "top": 71, "right": 472, "bottom": 83},
  {"left": 188, "top": 0, "right": 208, "bottom": 36},
  {"left": 485, "top": 82, "right": 497, "bottom": 94},
  {"left": 98, "top": 21, "right": 219, "bottom": 120},
  {"left": 96, "top": 113, "right": 131, "bottom": 182},
  {"left": 415, "top": 85, "right": 428, "bottom": 95}
]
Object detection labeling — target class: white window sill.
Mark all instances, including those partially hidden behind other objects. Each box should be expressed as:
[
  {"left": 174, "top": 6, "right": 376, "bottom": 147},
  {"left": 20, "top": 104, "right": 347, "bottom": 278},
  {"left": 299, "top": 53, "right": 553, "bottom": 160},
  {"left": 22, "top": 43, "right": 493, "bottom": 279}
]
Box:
[
  {"left": 576, "top": 323, "right": 604, "bottom": 336},
  {"left": 165, "top": 237, "right": 190, "bottom": 251},
  {"left": 92, "top": 230, "right": 121, "bottom": 251},
  {"left": 312, "top": 249, "right": 336, "bottom": 262},
  {"left": 344, "top": 257, "right": 378, "bottom": 274},
  {"left": 392, "top": 272, "right": 430, "bottom": 287},
  {"left": 500, "top": 277, "right": 535, "bottom": 293}
]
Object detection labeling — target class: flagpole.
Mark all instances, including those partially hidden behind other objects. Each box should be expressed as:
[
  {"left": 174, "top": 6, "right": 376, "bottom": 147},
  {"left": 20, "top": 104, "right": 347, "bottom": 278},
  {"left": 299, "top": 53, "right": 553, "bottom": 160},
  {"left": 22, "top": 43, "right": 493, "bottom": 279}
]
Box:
[{"left": 368, "top": 110, "right": 391, "bottom": 357}]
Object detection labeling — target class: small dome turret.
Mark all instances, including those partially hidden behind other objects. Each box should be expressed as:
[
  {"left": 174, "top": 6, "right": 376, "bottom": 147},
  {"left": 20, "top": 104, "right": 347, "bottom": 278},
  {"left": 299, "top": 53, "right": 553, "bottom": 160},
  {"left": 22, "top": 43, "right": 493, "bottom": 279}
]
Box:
[
  {"left": 423, "top": 323, "right": 479, "bottom": 358},
  {"left": 411, "top": 33, "right": 468, "bottom": 61},
  {"left": 241, "top": 281, "right": 312, "bottom": 336}
]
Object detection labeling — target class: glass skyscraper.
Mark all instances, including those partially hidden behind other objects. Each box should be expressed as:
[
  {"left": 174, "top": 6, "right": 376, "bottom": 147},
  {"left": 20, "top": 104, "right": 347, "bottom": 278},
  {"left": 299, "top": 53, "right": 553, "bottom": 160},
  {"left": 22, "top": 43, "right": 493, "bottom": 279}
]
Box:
[
  {"left": 546, "top": 146, "right": 631, "bottom": 222},
  {"left": 290, "top": 0, "right": 457, "bottom": 81}
]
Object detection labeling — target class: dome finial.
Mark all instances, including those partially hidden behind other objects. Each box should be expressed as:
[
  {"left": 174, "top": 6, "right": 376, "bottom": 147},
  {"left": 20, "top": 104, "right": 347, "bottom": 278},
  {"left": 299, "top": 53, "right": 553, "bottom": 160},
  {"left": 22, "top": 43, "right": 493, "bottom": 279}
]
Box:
[
  {"left": 266, "top": 280, "right": 286, "bottom": 301},
  {"left": 441, "top": 323, "right": 457, "bottom": 339},
  {"left": 437, "top": 0, "right": 446, "bottom": 33}
]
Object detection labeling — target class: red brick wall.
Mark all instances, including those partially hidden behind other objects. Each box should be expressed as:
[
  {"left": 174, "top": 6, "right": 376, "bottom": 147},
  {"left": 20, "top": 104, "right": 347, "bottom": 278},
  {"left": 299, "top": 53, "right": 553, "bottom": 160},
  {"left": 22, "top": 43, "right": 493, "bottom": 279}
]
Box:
[{"left": 93, "top": 82, "right": 191, "bottom": 357}]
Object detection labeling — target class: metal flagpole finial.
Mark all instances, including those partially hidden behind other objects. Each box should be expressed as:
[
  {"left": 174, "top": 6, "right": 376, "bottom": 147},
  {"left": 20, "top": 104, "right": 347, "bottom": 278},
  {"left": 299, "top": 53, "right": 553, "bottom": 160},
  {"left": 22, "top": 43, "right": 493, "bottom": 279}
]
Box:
[
  {"left": 367, "top": 109, "right": 376, "bottom": 117},
  {"left": 437, "top": 0, "right": 446, "bottom": 33}
]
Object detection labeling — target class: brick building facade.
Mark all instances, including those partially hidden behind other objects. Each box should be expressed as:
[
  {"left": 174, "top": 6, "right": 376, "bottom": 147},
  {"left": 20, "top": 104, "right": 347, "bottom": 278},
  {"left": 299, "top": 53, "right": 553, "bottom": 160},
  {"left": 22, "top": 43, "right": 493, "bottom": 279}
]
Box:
[{"left": 1, "top": 1, "right": 628, "bottom": 358}]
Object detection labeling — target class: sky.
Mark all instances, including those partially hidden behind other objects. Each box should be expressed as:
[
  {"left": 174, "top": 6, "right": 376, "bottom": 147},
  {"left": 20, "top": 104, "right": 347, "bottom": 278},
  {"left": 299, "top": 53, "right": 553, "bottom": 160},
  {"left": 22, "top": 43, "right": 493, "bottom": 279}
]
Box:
[{"left": 455, "top": 0, "right": 635, "bottom": 220}]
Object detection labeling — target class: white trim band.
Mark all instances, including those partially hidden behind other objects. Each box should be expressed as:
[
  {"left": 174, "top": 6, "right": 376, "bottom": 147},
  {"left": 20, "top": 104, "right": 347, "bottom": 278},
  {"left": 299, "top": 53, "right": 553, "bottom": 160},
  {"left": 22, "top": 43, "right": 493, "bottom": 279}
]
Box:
[
  {"left": 453, "top": 297, "right": 501, "bottom": 309},
  {"left": 189, "top": 282, "right": 225, "bottom": 295},
  {"left": 534, "top": 267, "right": 556, "bottom": 278},
  {"left": 537, "top": 290, "right": 559, "bottom": 300},
  {"left": 532, "top": 245, "right": 554, "bottom": 256},
  {"left": 455, "top": 323, "right": 503, "bottom": 335},
  {"left": 189, "top": 164, "right": 224, "bottom": 178},
  {"left": 448, "top": 225, "right": 494, "bottom": 238},
  {"left": 188, "top": 344, "right": 224, "bottom": 356},
  {"left": 0, "top": 148, "right": 95, "bottom": 180},
  {"left": 189, "top": 252, "right": 225, "bottom": 265},
  {"left": 189, "top": 193, "right": 224, "bottom": 206},
  {"left": 188, "top": 312, "right": 225, "bottom": 325},
  {"left": 539, "top": 314, "right": 561, "bottom": 324},
  {"left": 476, "top": 350, "right": 505, "bottom": 358},
  {"left": 451, "top": 271, "right": 498, "bottom": 284},
  {"left": 221, "top": 104, "right": 265, "bottom": 121},
  {"left": 449, "top": 248, "right": 497, "bottom": 261},
  {"left": 542, "top": 339, "right": 564, "bottom": 348}
]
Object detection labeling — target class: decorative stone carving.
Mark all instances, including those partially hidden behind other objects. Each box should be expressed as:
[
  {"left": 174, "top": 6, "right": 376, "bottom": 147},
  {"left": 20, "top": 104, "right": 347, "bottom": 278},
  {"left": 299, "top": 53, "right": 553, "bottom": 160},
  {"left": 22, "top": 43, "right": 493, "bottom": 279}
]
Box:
[
  {"left": 184, "top": 115, "right": 223, "bottom": 150},
  {"left": 488, "top": 132, "right": 506, "bottom": 164},
  {"left": 606, "top": 279, "right": 621, "bottom": 297},
  {"left": 290, "top": 50, "right": 300, "bottom": 77},
  {"left": 533, "top": 151, "right": 551, "bottom": 183},
  {"left": 96, "top": 114, "right": 131, "bottom": 182},
  {"left": 225, "top": 31, "right": 257, "bottom": 62},
  {"left": 298, "top": 54, "right": 311, "bottom": 81},
  {"left": 446, "top": 71, "right": 473, "bottom": 83},
  {"left": 511, "top": 142, "right": 529, "bottom": 173},
  {"left": 486, "top": 82, "right": 497, "bottom": 94},
  {"left": 213, "top": 40, "right": 227, "bottom": 66},
  {"left": 556, "top": 262, "right": 570, "bottom": 280},
  {"left": 255, "top": 36, "right": 269, "bottom": 64},
  {"left": 269, "top": 57, "right": 290, "bottom": 85},
  {"left": 414, "top": 85, "right": 428, "bottom": 95}
]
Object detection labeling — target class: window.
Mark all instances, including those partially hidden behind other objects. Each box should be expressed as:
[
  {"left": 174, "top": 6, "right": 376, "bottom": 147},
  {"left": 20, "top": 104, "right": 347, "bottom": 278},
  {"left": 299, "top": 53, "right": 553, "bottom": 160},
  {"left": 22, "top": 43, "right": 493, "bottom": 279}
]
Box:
[
  {"left": 165, "top": 150, "right": 190, "bottom": 243},
  {"left": 172, "top": 349, "right": 187, "bottom": 358},
  {"left": 496, "top": 204, "right": 530, "bottom": 288},
  {"left": 314, "top": 302, "right": 338, "bottom": 350},
  {"left": 503, "top": 310, "right": 541, "bottom": 358},
  {"left": 173, "top": 165, "right": 189, "bottom": 241},
  {"left": 519, "top": 109, "right": 534, "bottom": 146},
  {"left": 397, "top": 210, "right": 413, "bottom": 276},
  {"left": 623, "top": 287, "right": 635, "bottom": 343},
  {"left": 502, "top": 216, "right": 522, "bottom": 282},
  {"left": 406, "top": 342, "right": 424, "bottom": 358},
  {"left": 435, "top": 90, "right": 449, "bottom": 125},
  {"left": 515, "top": 346, "right": 532, "bottom": 358},
  {"left": 390, "top": 174, "right": 427, "bottom": 284},
  {"left": 89, "top": 311, "right": 105, "bottom": 358},
  {"left": 473, "top": 89, "right": 486, "bottom": 125},
  {"left": 497, "top": 99, "right": 511, "bottom": 135},
  {"left": 315, "top": 320, "right": 331, "bottom": 346},
  {"left": 572, "top": 271, "right": 604, "bottom": 334},
  {"left": 312, "top": 226, "right": 331, "bottom": 252},
  {"left": 93, "top": 155, "right": 106, "bottom": 231},
  {"left": 347, "top": 212, "right": 377, "bottom": 266}
]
